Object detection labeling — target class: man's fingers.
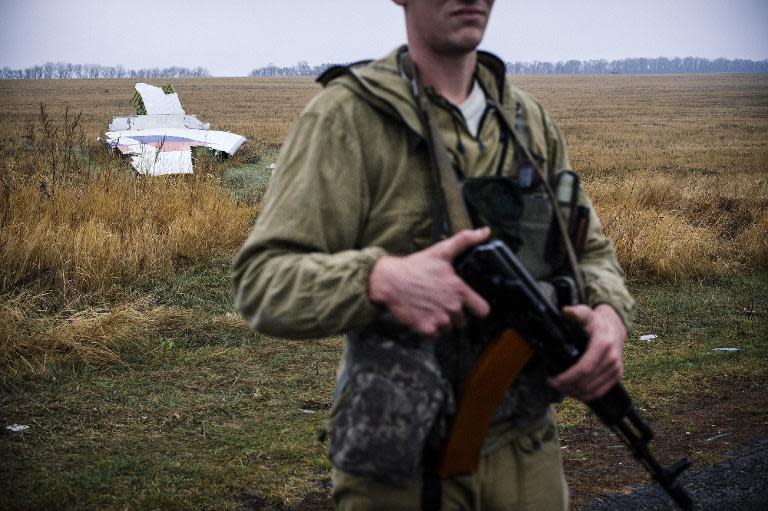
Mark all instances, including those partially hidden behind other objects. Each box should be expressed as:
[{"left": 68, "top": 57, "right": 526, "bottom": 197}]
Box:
[
  {"left": 369, "top": 228, "right": 496, "bottom": 338},
  {"left": 549, "top": 335, "right": 623, "bottom": 401},
  {"left": 550, "top": 368, "right": 613, "bottom": 402},
  {"left": 562, "top": 304, "right": 592, "bottom": 325},
  {"left": 461, "top": 284, "right": 491, "bottom": 318},
  {"left": 548, "top": 366, "right": 578, "bottom": 391},
  {"left": 550, "top": 305, "right": 627, "bottom": 402},
  {"left": 549, "top": 306, "right": 595, "bottom": 389},
  {"left": 579, "top": 378, "right": 616, "bottom": 402},
  {"left": 431, "top": 227, "right": 490, "bottom": 261},
  {"left": 416, "top": 310, "right": 451, "bottom": 338},
  {"left": 580, "top": 368, "right": 619, "bottom": 400},
  {"left": 443, "top": 296, "right": 468, "bottom": 330},
  {"left": 549, "top": 341, "right": 603, "bottom": 389}
]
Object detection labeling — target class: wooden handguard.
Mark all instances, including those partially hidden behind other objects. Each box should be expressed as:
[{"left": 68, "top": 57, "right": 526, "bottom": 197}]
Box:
[{"left": 437, "top": 329, "right": 533, "bottom": 476}]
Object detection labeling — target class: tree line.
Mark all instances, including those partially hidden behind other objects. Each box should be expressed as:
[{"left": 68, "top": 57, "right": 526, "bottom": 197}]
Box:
[
  {"left": 248, "top": 56, "right": 768, "bottom": 77},
  {"left": 0, "top": 62, "right": 210, "bottom": 80},
  {"left": 248, "top": 60, "right": 335, "bottom": 77},
  {"left": 505, "top": 57, "right": 768, "bottom": 75},
  {"left": 3, "top": 57, "right": 766, "bottom": 80}
]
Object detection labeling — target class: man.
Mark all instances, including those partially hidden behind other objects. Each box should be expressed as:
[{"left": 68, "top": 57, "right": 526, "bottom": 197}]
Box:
[{"left": 233, "top": 1, "right": 634, "bottom": 509}]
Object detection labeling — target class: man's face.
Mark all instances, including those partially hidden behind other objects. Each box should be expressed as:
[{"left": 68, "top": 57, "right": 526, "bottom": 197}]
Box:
[{"left": 397, "top": 0, "right": 495, "bottom": 56}]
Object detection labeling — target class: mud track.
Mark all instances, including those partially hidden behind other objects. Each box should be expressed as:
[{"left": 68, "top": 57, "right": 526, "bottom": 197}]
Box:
[{"left": 566, "top": 379, "right": 767, "bottom": 510}]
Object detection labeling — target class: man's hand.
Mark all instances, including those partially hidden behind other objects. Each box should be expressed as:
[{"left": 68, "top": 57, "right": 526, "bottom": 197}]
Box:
[
  {"left": 548, "top": 304, "right": 627, "bottom": 402},
  {"left": 368, "top": 228, "right": 491, "bottom": 337}
]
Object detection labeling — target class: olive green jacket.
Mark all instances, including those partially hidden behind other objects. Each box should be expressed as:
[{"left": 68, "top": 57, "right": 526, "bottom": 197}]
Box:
[
  {"left": 232, "top": 47, "right": 635, "bottom": 484},
  {"left": 232, "top": 48, "right": 634, "bottom": 336}
]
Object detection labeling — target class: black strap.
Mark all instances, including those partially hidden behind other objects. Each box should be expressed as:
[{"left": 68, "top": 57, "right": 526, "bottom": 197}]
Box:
[
  {"left": 421, "top": 447, "right": 442, "bottom": 511},
  {"left": 495, "top": 99, "right": 587, "bottom": 301},
  {"left": 399, "top": 52, "right": 474, "bottom": 238}
]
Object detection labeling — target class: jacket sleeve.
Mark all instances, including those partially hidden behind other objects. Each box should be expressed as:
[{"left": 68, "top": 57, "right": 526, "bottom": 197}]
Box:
[
  {"left": 543, "top": 110, "right": 636, "bottom": 329},
  {"left": 232, "top": 101, "right": 386, "bottom": 338}
]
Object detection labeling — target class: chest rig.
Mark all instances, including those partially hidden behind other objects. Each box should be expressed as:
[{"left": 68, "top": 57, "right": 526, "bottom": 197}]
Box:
[{"left": 399, "top": 51, "right": 588, "bottom": 298}]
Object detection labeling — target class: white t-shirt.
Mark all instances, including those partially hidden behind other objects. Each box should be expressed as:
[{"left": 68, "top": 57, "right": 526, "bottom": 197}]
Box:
[{"left": 458, "top": 80, "right": 487, "bottom": 138}]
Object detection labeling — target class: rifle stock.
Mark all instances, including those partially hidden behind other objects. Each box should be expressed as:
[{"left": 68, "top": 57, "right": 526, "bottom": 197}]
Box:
[{"left": 452, "top": 239, "right": 694, "bottom": 511}]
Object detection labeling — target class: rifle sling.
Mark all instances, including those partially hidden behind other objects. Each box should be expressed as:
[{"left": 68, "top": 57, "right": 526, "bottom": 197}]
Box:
[
  {"left": 401, "top": 53, "right": 474, "bottom": 236},
  {"left": 498, "top": 107, "right": 586, "bottom": 301}
]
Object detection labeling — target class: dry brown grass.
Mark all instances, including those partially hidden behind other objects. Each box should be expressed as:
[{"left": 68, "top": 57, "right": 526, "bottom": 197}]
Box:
[
  {"left": 0, "top": 291, "right": 248, "bottom": 383},
  {"left": 1, "top": 166, "right": 255, "bottom": 294},
  {"left": 514, "top": 74, "right": 768, "bottom": 277},
  {"left": 737, "top": 208, "right": 768, "bottom": 266},
  {"left": 0, "top": 74, "right": 765, "bottom": 294},
  {"left": 588, "top": 171, "right": 767, "bottom": 276},
  {"left": 0, "top": 93, "right": 259, "bottom": 297}
]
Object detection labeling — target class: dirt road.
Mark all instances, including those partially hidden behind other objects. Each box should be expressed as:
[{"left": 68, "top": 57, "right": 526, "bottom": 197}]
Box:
[{"left": 582, "top": 438, "right": 768, "bottom": 511}]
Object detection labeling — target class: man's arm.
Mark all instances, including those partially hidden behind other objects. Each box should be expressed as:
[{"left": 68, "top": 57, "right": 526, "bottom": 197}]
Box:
[{"left": 233, "top": 104, "right": 385, "bottom": 338}]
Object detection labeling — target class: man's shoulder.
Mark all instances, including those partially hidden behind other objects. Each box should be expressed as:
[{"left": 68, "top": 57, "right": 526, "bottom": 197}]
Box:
[
  {"left": 505, "top": 84, "right": 552, "bottom": 134},
  {"left": 303, "top": 78, "right": 363, "bottom": 118},
  {"left": 475, "top": 50, "right": 549, "bottom": 123},
  {"left": 309, "top": 49, "right": 423, "bottom": 137},
  {"left": 317, "top": 48, "right": 401, "bottom": 88},
  {"left": 304, "top": 53, "right": 400, "bottom": 118},
  {"left": 498, "top": 78, "right": 565, "bottom": 168},
  {"left": 506, "top": 83, "right": 543, "bottom": 111}
]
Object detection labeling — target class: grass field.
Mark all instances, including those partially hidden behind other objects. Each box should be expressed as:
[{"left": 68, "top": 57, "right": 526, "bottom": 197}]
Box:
[{"left": 1, "top": 75, "right": 767, "bottom": 510}]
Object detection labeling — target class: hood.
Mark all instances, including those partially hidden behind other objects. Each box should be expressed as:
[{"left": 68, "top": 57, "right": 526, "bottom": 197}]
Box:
[{"left": 317, "top": 46, "right": 511, "bottom": 140}]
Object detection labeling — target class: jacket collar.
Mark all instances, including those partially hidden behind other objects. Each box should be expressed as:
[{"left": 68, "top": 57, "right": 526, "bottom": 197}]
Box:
[{"left": 318, "top": 46, "right": 510, "bottom": 139}]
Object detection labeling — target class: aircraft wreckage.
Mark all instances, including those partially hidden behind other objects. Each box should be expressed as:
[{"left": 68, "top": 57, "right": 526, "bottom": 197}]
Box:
[{"left": 103, "top": 83, "right": 246, "bottom": 175}]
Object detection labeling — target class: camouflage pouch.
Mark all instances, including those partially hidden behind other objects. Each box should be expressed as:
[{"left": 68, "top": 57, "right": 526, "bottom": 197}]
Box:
[{"left": 328, "top": 328, "right": 452, "bottom": 487}]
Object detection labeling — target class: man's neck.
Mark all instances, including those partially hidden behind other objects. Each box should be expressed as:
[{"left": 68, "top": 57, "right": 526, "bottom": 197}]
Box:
[{"left": 409, "top": 47, "right": 477, "bottom": 106}]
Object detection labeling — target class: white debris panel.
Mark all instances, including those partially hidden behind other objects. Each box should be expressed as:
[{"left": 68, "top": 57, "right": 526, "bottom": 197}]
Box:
[
  {"left": 108, "top": 114, "right": 210, "bottom": 132},
  {"left": 130, "top": 147, "right": 193, "bottom": 176},
  {"left": 103, "top": 83, "right": 246, "bottom": 176},
  {"left": 134, "top": 82, "right": 185, "bottom": 114}
]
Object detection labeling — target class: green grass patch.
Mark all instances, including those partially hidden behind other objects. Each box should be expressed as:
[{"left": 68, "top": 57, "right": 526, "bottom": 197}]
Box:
[
  {"left": 2, "top": 269, "right": 767, "bottom": 510},
  {"left": 625, "top": 272, "right": 767, "bottom": 393},
  {"left": 133, "top": 257, "right": 238, "bottom": 315},
  {"left": 223, "top": 147, "right": 278, "bottom": 206},
  {"left": 556, "top": 271, "right": 768, "bottom": 428}
]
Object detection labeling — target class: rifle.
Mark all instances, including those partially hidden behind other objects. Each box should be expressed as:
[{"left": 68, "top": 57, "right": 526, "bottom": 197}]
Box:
[
  {"left": 399, "top": 50, "right": 693, "bottom": 509},
  {"left": 444, "top": 238, "right": 694, "bottom": 511}
]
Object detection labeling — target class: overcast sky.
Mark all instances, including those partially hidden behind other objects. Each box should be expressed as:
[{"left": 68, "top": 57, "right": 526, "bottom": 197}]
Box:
[{"left": 1, "top": 0, "right": 766, "bottom": 76}]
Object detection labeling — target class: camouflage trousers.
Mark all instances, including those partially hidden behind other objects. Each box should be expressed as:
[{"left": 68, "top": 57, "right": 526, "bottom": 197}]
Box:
[{"left": 331, "top": 411, "right": 568, "bottom": 511}]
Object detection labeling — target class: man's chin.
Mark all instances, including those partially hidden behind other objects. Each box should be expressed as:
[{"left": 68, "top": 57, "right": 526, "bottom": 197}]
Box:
[
  {"left": 452, "top": 27, "right": 486, "bottom": 51},
  {"left": 440, "top": 38, "right": 484, "bottom": 56}
]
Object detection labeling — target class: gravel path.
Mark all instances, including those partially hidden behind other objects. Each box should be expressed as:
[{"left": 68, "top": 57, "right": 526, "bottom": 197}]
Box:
[{"left": 582, "top": 438, "right": 768, "bottom": 511}]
